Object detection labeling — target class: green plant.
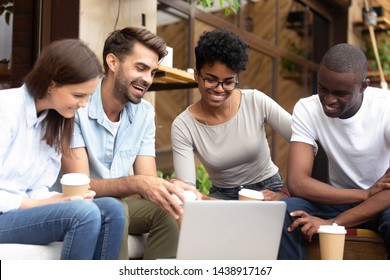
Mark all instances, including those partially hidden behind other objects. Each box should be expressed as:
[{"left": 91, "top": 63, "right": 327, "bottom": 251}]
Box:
[
  {"left": 196, "top": 164, "right": 212, "bottom": 195},
  {"left": 280, "top": 39, "right": 303, "bottom": 75},
  {"left": 365, "top": 31, "right": 390, "bottom": 75},
  {"left": 190, "top": 0, "right": 240, "bottom": 15},
  {"left": 157, "top": 170, "right": 175, "bottom": 180},
  {"left": 157, "top": 164, "right": 212, "bottom": 195},
  {"left": 0, "top": 0, "right": 13, "bottom": 25}
]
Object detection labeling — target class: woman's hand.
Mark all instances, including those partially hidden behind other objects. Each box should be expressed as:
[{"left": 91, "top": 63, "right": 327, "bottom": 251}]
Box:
[
  {"left": 261, "top": 189, "right": 290, "bottom": 201},
  {"left": 20, "top": 190, "right": 96, "bottom": 210}
]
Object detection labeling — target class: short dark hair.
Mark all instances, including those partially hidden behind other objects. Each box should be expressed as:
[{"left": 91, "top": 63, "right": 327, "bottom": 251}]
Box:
[
  {"left": 102, "top": 27, "right": 167, "bottom": 73},
  {"left": 320, "top": 43, "right": 368, "bottom": 84},
  {"left": 195, "top": 29, "right": 249, "bottom": 73},
  {"left": 24, "top": 39, "right": 102, "bottom": 154}
]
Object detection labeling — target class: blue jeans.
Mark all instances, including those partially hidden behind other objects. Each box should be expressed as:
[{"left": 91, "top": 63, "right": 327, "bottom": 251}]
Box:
[
  {"left": 0, "top": 197, "right": 125, "bottom": 260},
  {"left": 209, "top": 172, "right": 284, "bottom": 200},
  {"left": 277, "top": 197, "right": 390, "bottom": 259}
]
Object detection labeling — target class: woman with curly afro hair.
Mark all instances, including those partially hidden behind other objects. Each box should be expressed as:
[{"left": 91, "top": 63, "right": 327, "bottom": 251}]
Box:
[{"left": 171, "top": 28, "right": 292, "bottom": 201}]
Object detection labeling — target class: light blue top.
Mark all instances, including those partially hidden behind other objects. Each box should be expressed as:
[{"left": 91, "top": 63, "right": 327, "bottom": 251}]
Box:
[
  {"left": 0, "top": 86, "right": 60, "bottom": 213},
  {"left": 71, "top": 79, "right": 156, "bottom": 179}
]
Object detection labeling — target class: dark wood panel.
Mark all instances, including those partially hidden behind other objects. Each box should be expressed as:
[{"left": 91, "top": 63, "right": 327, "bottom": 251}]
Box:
[
  {"left": 50, "top": 0, "right": 79, "bottom": 41},
  {"left": 11, "top": 0, "right": 35, "bottom": 87}
]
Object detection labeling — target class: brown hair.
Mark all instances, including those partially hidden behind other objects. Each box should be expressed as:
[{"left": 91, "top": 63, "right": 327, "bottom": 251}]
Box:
[
  {"left": 102, "top": 27, "right": 167, "bottom": 73},
  {"left": 24, "top": 39, "right": 103, "bottom": 154}
]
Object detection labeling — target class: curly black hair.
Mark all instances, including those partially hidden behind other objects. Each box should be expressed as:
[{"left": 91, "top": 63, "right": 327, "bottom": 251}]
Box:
[{"left": 195, "top": 29, "right": 249, "bottom": 73}]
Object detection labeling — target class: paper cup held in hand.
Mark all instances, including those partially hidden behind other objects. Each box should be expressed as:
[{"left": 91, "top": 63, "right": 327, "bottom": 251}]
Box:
[
  {"left": 317, "top": 223, "right": 347, "bottom": 260},
  {"left": 173, "top": 190, "right": 197, "bottom": 226},
  {"left": 238, "top": 188, "right": 264, "bottom": 201},
  {"left": 172, "top": 190, "right": 197, "bottom": 205},
  {"left": 61, "top": 173, "right": 90, "bottom": 197}
]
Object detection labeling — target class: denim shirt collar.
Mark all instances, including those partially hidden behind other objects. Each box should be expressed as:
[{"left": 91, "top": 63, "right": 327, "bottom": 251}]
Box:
[{"left": 88, "top": 78, "right": 135, "bottom": 125}]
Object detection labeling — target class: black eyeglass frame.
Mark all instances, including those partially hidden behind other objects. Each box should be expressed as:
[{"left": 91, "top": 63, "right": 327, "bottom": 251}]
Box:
[{"left": 198, "top": 73, "right": 239, "bottom": 91}]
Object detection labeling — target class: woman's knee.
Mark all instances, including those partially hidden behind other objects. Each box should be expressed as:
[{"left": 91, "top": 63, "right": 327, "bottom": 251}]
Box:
[
  {"left": 94, "top": 197, "right": 126, "bottom": 222},
  {"left": 66, "top": 200, "right": 101, "bottom": 222}
]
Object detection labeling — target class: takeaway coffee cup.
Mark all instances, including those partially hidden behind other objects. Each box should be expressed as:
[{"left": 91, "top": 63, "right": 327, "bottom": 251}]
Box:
[
  {"left": 317, "top": 223, "right": 347, "bottom": 260},
  {"left": 238, "top": 188, "right": 264, "bottom": 201},
  {"left": 172, "top": 190, "right": 197, "bottom": 226},
  {"left": 60, "top": 173, "right": 90, "bottom": 197},
  {"left": 172, "top": 190, "right": 197, "bottom": 206}
]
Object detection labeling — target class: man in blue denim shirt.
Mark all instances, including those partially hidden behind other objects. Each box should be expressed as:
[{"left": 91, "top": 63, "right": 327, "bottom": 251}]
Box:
[{"left": 60, "top": 27, "right": 202, "bottom": 260}]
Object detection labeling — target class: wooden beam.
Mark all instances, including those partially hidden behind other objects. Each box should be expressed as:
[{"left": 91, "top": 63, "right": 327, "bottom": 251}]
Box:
[{"left": 323, "top": 0, "right": 351, "bottom": 9}]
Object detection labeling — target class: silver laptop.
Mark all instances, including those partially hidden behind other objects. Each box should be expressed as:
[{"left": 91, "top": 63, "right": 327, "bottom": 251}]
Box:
[{"left": 176, "top": 200, "right": 286, "bottom": 260}]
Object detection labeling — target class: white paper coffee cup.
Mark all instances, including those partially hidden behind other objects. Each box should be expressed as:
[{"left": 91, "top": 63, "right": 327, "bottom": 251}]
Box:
[
  {"left": 238, "top": 188, "right": 264, "bottom": 201},
  {"left": 60, "top": 173, "right": 90, "bottom": 197},
  {"left": 317, "top": 223, "right": 347, "bottom": 260},
  {"left": 173, "top": 190, "right": 197, "bottom": 226},
  {"left": 172, "top": 190, "right": 197, "bottom": 205}
]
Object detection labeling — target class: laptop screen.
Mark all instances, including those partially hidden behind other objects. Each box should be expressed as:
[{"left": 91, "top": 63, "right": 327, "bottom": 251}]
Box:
[{"left": 176, "top": 200, "right": 286, "bottom": 260}]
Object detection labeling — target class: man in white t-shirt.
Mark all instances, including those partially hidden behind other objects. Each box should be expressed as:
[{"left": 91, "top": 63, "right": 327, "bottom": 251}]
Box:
[{"left": 278, "top": 43, "right": 390, "bottom": 259}]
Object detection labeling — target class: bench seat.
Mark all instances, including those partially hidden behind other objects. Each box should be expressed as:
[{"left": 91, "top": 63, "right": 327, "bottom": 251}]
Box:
[{"left": 0, "top": 234, "right": 148, "bottom": 260}]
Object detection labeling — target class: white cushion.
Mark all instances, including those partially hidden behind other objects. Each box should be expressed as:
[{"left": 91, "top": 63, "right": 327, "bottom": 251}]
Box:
[
  {"left": 0, "top": 234, "right": 147, "bottom": 260},
  {"left": 0, "top": 242, "right": 63, "bottom": 260},
  {"left": 128, "top": 234, "right": 148, "bottom": 259}
]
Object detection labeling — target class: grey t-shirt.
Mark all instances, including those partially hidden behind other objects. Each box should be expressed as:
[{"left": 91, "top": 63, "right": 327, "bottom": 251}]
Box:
[{"left": 171, "top": 89, "right": 292, "bottom": 188}]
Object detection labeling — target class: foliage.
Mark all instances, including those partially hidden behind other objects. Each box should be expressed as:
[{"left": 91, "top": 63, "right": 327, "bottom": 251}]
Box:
[
  {"left": 158, "top": 164, "right": 212, "bottom": 195},
  {"left": 280, "top": 39, "right": 303, "bottom": 75},
  {"left": 157, "top": 170, "right": 175, "bottom": 180},
  {"left": 190, "top": 0, "right": 240, "bottom": 15},
  {"left": 196, "top": 164, "right": 212, "bottom": 195},
  {"left": 0, "top": 0, "right": 13, "bottom": 25},
  {"left": 365, "top": 31, "right": 390, "bottom": 75}
]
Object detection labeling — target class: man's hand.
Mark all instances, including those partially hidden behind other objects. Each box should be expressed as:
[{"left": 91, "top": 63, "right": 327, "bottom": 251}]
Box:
[
  {"left": 135, "top": 176, "right": 195, "bottom": 220},
  {"left": 169, "top": 178, "right": 203, "bottom": 200},
  {"left": 366, "top": 167, "right": 390, "bottom": 199},
  {"left": 287, "top": 210, "right": 333, "bottom": 242}
]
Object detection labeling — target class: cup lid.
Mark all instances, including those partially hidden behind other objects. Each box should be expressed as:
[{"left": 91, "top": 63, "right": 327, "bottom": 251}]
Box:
[
  {"left": 317, "top": 223, "right": 347, "bottom": 234},
  {"left": 238, "top": 188, "right": 264, "bottom": 200},
  {"left": 172, "top": 190, "right": 197, "bottom": 205},
  {"left": 60, "top": 173, "right": 90, "bottom": 185}
]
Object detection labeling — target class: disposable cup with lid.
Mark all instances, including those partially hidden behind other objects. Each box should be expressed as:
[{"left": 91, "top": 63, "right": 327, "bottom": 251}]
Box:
[
  {"left": 172, "top": 190, "right": 197, "bottom": 205},
  {"left": 317, "top": 223, "right": 347, "bottom": 234},
  {"left": 317, "top": 223, "right": 347, "bottom": 260},
  {"left": 238, "top": 188, "right": 264, "bottom": 201},
  {"left": 61, "top": 173, "right": 90, "bottom": 197},
  {"left": 60, "top": 173, "right": 90, "bottom": 186}
]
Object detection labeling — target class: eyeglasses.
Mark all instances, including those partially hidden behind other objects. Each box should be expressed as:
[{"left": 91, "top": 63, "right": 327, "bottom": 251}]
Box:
[{"left": 198, "top": 73, "right": 238, "bottom": 91}]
